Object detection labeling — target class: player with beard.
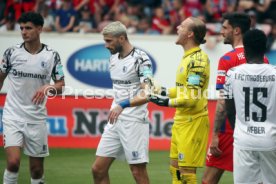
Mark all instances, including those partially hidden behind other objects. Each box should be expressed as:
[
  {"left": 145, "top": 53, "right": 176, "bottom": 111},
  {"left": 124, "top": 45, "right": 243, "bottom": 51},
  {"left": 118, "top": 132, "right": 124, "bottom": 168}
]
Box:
[
  {"left": 224, "top": 29, "right": 276, "bottom": 184},
  {"left": 202, "top": 13, "right": 269, "bottom": 184},
  {"left": 92, "top": 21, "right": 153, "bottom": 184}
]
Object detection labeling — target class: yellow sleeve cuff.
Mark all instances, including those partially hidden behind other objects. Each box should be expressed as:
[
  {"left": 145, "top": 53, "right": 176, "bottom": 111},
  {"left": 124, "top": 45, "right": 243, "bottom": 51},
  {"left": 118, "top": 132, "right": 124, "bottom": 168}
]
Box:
[
  {"left": 169, "top": 98, "right": 198, "bottom": 108},
  {"left": 168, "top": 87, "right": 177, "bottom": 98}
]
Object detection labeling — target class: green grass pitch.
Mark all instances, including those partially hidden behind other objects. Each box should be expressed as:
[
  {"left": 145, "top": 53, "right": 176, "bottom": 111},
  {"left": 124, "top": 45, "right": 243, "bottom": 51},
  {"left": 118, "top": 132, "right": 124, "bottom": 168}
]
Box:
[{"left": 0, "top": 148, "right": 233, "bottom": 183}]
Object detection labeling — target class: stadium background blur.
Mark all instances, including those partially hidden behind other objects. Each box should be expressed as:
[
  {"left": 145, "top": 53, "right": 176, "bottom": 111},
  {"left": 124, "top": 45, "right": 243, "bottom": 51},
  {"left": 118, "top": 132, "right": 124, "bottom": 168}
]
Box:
[{"left": 0, "top": 0, "right": 275, "bottom": 183}]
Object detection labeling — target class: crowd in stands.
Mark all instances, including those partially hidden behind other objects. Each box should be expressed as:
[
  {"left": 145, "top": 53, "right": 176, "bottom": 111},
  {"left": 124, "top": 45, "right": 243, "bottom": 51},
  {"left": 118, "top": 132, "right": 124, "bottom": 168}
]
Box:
[{"left": 0, "top": 0, "right": 275, "bottom": 50}]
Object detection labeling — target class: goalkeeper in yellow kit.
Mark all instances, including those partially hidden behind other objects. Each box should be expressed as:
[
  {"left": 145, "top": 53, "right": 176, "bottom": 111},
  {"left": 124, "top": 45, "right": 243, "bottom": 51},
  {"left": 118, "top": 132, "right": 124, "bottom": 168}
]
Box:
[{"left": 149, "top": 17, "right": 210, "bottom": 184}]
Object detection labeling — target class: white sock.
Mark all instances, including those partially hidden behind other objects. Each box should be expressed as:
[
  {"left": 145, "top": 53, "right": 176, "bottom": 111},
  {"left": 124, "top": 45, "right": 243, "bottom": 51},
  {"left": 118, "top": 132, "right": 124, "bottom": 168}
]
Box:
[
  {"left": 3, "top": 169, "right": 18, "bottom": 184},
  {"left": 31, "top": 175, "right": 45, "bottom": 184}
]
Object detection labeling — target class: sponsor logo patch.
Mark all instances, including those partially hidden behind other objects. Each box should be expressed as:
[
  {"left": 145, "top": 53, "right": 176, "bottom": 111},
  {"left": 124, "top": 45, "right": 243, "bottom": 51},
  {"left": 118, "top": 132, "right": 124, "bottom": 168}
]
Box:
[
  {"left": 178, "top": 153, "right": 184, "bottom": 161},
  {"left": 217, "top": 70, "right": 226, "bottom": 76}
]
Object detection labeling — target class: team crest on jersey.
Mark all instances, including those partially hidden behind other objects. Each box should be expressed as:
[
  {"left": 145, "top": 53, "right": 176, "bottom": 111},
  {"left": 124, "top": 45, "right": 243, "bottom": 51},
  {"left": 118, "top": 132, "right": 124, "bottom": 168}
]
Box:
[
  {"left": 40, "top": 144, "right": 48, "bottom": 154},
  {"left": 41, "top": 61, "right": 47, "bottom": 68},
  {"left": 178, "top": 153, "right": 184, "bottom": 161},
  {"left": 132, "top": 151, "right": 139, "bottom": 160},
  {"left": 123, "top": 66, "right": 127, "bottom": 73}
]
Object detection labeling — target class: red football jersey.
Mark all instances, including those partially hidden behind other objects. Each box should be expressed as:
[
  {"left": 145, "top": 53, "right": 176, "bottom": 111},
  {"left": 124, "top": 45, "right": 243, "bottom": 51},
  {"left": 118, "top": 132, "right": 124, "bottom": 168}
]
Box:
[{"left": 216, "top": 46, "right": 269, "bottom": 133}]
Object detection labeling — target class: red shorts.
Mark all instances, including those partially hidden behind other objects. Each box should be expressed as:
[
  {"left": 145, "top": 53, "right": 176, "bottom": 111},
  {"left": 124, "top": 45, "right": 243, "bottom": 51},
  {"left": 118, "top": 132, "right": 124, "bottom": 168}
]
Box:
[{"left": 205, "top": 133, "right": 233, "bottom": 172}]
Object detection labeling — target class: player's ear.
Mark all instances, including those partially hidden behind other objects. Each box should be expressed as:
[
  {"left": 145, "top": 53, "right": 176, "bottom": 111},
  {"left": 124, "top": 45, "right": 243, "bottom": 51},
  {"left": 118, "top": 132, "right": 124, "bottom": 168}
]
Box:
[
  {"left": 234, "top": 27, "right": 241, "bottom": 35},
  {"left": 37, "top": 25, "right": 43, "bottom": 33},
  {"left": 118, "top": 35, "right": 125, "bottom": 43},
  {"left": 119, "top": 34, "right": 125, "bottom": 39},
  {"left": 117, "top": 35, "right": 124, "bottom": 43},
  {"left": 188, "top": 30, "right": 194, "bottom": 38}
]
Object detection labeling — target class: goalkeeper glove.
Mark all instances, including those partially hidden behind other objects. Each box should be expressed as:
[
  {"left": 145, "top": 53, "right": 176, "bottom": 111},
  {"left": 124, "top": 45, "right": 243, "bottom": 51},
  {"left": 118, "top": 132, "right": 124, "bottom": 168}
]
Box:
[{"left": 148, "top": 94, "right": 169, "bottom": 107}]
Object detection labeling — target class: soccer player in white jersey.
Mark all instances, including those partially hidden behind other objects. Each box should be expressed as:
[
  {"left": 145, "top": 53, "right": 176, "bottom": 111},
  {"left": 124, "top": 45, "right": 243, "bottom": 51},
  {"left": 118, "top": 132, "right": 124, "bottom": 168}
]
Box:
[
  {"left": 91, "top": 21, "right": 152, "bottom": 184},
  {"left": 224, "top": 29, "right": 276, "bottom": 183},
  {"left": 0, "top": 12, "right": 65, "bottom": 184}
]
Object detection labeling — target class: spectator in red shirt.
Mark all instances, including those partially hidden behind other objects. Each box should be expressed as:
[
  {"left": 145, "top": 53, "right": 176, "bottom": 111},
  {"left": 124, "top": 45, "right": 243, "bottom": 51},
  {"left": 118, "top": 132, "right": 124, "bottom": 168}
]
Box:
[
  {"left": 72, "top": 0, "right": 96, "bottom": 14},
  {"left": 152, "top": 7, "right": 172, "bottom": 34},
  {"left": 5, "top": 0, "right": 36, "bottom": 20}
]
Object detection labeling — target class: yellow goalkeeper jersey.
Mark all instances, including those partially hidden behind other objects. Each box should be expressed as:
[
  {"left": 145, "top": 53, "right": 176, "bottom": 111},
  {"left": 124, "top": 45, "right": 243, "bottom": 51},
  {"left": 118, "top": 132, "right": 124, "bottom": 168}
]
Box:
[{"left": 168, "top": 47, "right": 210, "bottom": 122}]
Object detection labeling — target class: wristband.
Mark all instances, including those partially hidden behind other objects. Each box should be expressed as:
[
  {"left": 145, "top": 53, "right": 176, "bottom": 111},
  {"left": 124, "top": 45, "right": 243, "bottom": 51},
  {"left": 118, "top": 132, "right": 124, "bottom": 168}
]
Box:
[{"left": 119, "top": 99, "right": 130, "bottom": 109}]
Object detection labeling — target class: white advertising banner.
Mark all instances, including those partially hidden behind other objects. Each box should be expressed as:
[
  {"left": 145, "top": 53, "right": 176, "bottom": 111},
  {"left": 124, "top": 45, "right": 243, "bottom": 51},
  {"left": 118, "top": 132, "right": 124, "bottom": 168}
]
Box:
[{"left": 0, "top": 32, "right": 233, "bottom": 98}]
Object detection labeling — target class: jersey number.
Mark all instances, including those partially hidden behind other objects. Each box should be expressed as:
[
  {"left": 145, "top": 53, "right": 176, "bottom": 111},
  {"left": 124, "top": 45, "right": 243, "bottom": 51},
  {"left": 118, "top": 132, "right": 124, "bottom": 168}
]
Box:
[{"left": 243, "top": 87, "right": 267, "bottom": 122}]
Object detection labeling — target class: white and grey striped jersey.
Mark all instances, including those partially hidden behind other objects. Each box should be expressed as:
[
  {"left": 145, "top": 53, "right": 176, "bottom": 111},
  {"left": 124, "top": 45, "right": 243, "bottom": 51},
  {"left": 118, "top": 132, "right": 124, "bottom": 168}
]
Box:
[
  {"left": 0, "top": 43, "right": 64, "bottom": 123},
  {"left": 224, "top": 63, "right": 276, "bottom": 151},
  {"left": 109, "top": 48, "right": 153, "bottom": 122}
]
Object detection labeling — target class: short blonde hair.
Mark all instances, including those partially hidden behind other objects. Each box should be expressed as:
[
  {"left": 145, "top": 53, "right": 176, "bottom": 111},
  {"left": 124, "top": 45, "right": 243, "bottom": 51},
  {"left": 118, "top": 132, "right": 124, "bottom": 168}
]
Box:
[{"left": 102, "top": 21, "right": 127, "bottom": 37}]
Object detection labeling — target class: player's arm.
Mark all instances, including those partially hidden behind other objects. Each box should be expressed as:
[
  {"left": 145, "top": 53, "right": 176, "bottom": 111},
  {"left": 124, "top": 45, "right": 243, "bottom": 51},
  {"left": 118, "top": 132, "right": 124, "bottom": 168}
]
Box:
[
  {"left": 209, "top": 55, "right": 230, "bottom": 156},
  {"left": 225, "top": 98, "right": 236, "bottom": 126},
  {"left": 47, "top": 79, "right": 65, "bottom": 95},
  {"left": 167, "top": 87, "right": 177, "bottom": 98},
  {"left": 150, "top": 76, "right": 177, "bottom": 99},
  {"left": 169, "top": 57, "right": 210, "bottom": 107},
  {"left": 0, "top": 48, "right": 13, "bottom": 91},
  {"left": 0, "top": 72, "right": 7, "bottom": 91},
  {"left": 32, "top": 80, "right": 65, "bottom": 105},
  {"left": 108, "top": 53, "right": 153, "bottom": 124},
  {"left": 108, "top": 82, "right": 150, "bottom": 124},
  {"left": 32, "top": 51, "right": 65, "bottom": 105},
  {"left": 213, "top": 59, "right": 236, "bottom": 132},
  {"left": 150, "top": 57, "right": 209, "bottom": 107},
  {"left": 149, "top": 86, "right": 201, "bottom": 107},
  {"left": 130, "top": 82, "right": 150, "bottom": 106},
  {"left": 213, "top": 91, "right": 227, "bottom": 134},
  {"left": 50, "top": 51, "right": 65, "bottom": 95},
  {"left": 133, "top": 53, "right": 155, "bottom": 106},
  {"left": 223, "top": 68, "right": 236, "bottom": 126},
  {"left": 168, "top": 86, "right": 200, "bottom": 107},
  {"left": 209, "top": 90, "right": 226, "bottom": 156},
  {"left": 213, "top": 77, "right": 236, "bottom": 132},
  {"left": 151, "top": 83, "right": 177, "bottom": 98}
]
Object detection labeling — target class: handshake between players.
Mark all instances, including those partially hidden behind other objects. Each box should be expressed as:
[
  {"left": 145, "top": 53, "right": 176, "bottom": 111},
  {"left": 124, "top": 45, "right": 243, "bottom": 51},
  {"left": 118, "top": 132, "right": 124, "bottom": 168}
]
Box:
[{"left": 145, "top": 77, "right": 171, "bottom": 107}]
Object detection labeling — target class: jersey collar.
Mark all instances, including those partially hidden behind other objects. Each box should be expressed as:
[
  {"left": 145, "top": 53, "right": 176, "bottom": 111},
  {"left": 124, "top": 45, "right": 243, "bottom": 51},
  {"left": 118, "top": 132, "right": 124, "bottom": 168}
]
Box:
[
  {"left": 184, "top": 47, "right": 201, "bottom": 58},
  {"left": 23, "top": 43, "right": 45, "bottom": 54},
  {"left": 234, "top": 45, "right": 243, "bottom": 49}
]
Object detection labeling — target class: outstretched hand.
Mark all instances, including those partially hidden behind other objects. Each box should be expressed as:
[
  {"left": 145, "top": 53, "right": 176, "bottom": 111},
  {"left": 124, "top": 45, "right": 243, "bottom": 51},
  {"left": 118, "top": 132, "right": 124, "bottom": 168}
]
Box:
[
  {"left": 152, "top": 80, "right": 166, "bottom": 96},
  {"left": 145, "top": 78, "right": 166, "bottom": 96},
  {"left": 148, "top": 94, "right": 169, "bottom": 107}
]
